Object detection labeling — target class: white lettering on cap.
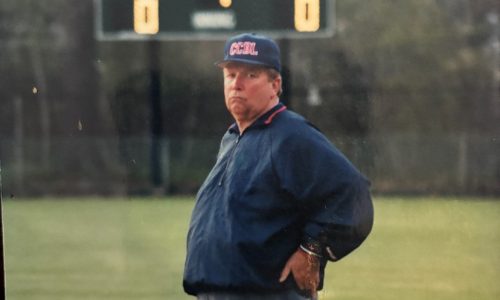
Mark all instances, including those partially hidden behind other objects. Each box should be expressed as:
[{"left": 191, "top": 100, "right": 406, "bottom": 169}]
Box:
[{"left": 229, "top": 41, "right": 259, "bottom": 56}]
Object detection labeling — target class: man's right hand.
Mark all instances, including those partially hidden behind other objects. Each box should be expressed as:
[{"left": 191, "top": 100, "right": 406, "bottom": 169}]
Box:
[{"left": 279, "top": 248, "right": 320, "bottom": 298}]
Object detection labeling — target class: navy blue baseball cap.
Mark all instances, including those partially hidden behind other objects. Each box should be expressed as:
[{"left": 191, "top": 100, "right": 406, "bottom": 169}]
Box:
[{"left": 216, "top": 33, "right": 281, "bottom": 72}]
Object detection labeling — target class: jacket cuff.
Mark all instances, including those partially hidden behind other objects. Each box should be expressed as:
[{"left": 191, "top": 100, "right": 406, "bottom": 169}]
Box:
[
  {"left": 301, "top": 235, "right": 339, "bottom": 261},
  {"left": 300, "top": 235, "right": 324, "bottom": 258}
]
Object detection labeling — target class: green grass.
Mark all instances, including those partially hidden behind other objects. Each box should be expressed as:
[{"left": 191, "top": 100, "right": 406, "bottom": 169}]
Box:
[
  {"left": 4, "top": 197, "right": 194, "bottom": 300},
  {"left": 3, "top": 197, "right": 500, "bottom": 300}
]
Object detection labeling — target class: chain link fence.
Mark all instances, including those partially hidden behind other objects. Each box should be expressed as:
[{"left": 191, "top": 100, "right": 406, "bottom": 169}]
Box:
[{"left": 0, "top": 133, "right": 498, "bottom": 197}]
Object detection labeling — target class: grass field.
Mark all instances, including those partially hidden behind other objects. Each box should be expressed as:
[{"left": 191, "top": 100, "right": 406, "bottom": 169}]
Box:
[{"left": 3, "top": 196, "right": 500, "bottom": 300}]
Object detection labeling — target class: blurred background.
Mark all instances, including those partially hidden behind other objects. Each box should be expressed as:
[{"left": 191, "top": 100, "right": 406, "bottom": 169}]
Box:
[
  {"left": 0, "top": 1, "right": 499, "bottom": 299},
  {"left": 1, "top": 0, "right": 498, "bottom": 197}
]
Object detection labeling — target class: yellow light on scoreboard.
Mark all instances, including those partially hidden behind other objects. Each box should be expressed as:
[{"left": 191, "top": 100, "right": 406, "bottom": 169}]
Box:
[
  {"left": 294, "top": 0, "right": 320, "bottom": 32},
  {"left": 219, "top": 0, "right": 232, "bottom": 8},
  {"left": 134, "top": 0, "right": 159, "bottom": 34}
]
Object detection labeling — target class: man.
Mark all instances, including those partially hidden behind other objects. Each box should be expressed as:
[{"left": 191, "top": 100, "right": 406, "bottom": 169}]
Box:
[{"left": 183, "top": 33, "right": 374, "bottom": 300}]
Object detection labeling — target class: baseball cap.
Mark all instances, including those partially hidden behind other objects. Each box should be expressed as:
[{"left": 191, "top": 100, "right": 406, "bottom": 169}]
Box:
[{"left": 215, "top": 33, "right": 281, "bottom": 72}]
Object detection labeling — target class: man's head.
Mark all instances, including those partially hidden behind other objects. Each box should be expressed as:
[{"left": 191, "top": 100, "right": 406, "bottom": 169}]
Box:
[{"left": 216, "top": 34, "right": 283, "bottom": 130}]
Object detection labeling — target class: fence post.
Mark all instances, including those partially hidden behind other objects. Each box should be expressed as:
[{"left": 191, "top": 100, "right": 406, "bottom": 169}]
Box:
[
  {"left": 457, "top": 133, "right": 467, "bottom": 191},
  {"left": 14, "top": 96, "right": 24, "bottom": 194},
  {"left": 0, "top": 160, "right": 6, "bottom": 297}
]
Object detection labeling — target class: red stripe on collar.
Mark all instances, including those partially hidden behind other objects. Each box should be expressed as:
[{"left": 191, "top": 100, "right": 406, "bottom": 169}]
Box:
[{"left": 264, "top": 106, "right": 287, "bottom": 125}]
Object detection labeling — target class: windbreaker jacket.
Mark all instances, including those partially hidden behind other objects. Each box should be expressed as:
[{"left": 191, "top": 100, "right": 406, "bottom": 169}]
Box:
[{"left": 183, "top": 103, "right": 373, "bottom": 295}]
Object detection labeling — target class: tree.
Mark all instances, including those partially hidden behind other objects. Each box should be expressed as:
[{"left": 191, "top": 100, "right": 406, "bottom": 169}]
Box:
[{"left": 335, "top": 0, "right": 497, "bottom": 134}]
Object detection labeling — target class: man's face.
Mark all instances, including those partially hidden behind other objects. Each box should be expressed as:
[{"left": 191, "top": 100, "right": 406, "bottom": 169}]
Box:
[{"left": 223, "top": 63, "right": 281, "bottom": 125}]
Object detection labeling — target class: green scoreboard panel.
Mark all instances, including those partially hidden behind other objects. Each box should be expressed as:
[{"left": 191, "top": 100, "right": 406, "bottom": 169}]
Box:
[{"left": 95, "top": 0, "right": 335, "bottom": 40}]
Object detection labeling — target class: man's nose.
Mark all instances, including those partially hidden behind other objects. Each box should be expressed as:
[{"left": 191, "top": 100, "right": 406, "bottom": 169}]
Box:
[{"left": 231, "top": 74, "right": 244, "bottom": 90}]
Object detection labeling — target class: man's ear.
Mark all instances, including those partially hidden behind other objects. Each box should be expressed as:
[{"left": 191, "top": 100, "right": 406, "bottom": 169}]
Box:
[{"left": 272, "top": 77, "right": 282, "bottom": 95}]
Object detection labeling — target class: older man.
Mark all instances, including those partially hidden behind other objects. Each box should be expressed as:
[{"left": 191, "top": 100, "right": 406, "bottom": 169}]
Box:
[{"left": 183, "top": 33, "right": 374, "bottom": 300}]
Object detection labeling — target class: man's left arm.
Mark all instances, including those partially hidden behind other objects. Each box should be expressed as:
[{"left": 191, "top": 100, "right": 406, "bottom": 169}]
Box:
[
  {"left": 274, "top": 128, "right": 374, "bottom": 294},
  {"left": 279, "top": 172, "right": 373, "bottom": 297},
  {"left": 300, "top": 173, "right": 373, "bottom": 261}
]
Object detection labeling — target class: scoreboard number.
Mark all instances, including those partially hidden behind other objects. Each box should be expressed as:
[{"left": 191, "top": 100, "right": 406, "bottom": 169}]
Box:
[
  {"left": 219, "top": 0, "right": 232, "bottom": 8},
  {"left": 294, "top": 0, "right": 320, "bottom": 32},
  {"left": 134, "top": 0, "right": 159, "bottom": 34}
]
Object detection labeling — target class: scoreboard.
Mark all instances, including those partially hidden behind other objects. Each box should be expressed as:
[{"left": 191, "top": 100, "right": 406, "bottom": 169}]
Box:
[{"left": 95, "top": 0, "right": 335, "bottom": 40}]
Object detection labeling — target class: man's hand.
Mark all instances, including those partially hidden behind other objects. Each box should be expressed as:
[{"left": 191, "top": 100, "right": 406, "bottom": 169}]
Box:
[{"left": 279, "top": 247, "right": 320, "bottom": 298}]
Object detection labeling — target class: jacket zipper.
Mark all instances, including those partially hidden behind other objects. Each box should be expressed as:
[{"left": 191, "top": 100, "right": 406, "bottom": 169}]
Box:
[{"left": 218, "top": 135, "right": 241, "bottom": 186}]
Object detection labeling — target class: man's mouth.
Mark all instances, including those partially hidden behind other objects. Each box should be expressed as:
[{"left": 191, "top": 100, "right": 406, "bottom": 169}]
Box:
[{"left": 230, "top": 96, "right": 245, "bottom": 103}]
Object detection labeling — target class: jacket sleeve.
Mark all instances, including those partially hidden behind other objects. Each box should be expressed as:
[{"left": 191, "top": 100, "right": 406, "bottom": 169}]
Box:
[{"left": 273, "top": 125, "right": 374, "bottom": 261}]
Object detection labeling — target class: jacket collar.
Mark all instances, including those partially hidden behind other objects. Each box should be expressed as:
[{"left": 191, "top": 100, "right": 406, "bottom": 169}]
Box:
[{"left": 228, "top": 103, "right": 287, "bottom": 134}]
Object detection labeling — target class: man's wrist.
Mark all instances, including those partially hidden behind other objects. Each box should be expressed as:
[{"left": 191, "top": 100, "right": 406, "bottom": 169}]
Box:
[
  {"left": 299, "top": 244, "right": 322, "bottom": 258},
  {"left": 300, "top": 235, "right": 323, "bottom": 258}
]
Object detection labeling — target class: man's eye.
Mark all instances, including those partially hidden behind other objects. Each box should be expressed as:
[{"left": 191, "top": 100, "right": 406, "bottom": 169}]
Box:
[{"left": 247, "top": 73, "right": 258, "bottom": 78}]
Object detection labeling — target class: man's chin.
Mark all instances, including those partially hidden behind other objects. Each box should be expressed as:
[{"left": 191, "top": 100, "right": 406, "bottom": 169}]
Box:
[{"left": 229, "top": 105, "right": 247, "bottom": 115}]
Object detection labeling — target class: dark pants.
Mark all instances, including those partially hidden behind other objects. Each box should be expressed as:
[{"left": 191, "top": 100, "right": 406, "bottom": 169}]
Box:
[{"left": 197, "top": 290, "right": 314, "bottom": 300}]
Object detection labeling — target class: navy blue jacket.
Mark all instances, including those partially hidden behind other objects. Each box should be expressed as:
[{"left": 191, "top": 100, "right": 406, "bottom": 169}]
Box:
[{"left": 183, "top": 103, "right": 373, "bottom": 295}]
